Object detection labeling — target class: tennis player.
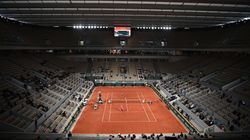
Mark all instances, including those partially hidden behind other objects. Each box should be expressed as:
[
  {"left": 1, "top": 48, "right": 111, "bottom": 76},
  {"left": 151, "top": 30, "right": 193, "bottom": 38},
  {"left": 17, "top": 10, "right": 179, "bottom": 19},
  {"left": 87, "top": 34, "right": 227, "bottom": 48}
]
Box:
[{"left": 108, "top": 99, "right": 112, "bottom": 104}]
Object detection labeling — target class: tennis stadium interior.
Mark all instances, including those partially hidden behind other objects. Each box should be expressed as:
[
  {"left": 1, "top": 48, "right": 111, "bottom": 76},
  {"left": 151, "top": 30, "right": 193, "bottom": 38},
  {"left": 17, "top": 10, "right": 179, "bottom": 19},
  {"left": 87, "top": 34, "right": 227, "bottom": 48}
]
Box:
[{"left": 0, "top": 0, "right": 250, "bottom": 140}]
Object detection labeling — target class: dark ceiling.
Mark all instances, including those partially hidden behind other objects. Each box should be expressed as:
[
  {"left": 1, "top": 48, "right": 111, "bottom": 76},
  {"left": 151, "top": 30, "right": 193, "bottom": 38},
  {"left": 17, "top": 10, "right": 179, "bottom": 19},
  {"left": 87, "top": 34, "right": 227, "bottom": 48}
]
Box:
[{"left": 0, "top": 0, "right": 250, "bottom": 28}]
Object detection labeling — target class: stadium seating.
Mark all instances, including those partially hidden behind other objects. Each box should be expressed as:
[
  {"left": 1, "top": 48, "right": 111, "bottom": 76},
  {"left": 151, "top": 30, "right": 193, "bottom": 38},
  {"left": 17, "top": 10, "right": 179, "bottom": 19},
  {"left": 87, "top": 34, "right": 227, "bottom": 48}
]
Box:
[
  {"left": 0, "top": 52, "right": 250, "bottom": 140},
  {"left": 0, "top": 54, "right": 94, "bottom": 133},
  {"left": 159, "top": 73, "right": 250, "bottom": 132}
]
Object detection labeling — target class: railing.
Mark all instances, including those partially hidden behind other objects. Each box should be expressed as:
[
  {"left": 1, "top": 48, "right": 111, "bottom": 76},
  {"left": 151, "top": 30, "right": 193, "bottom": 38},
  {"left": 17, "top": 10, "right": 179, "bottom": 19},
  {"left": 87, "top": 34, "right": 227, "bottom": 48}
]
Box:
[
  {"left": 94, "top": 80, "right": 147, "bottom": 86},
  {"left": 63, "top": 83, "right": 94, "bottom": 133}
]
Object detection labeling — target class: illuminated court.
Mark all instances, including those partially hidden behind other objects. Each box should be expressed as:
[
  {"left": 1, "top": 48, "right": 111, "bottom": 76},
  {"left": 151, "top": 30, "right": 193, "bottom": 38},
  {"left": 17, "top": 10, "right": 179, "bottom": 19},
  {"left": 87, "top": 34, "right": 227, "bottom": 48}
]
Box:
[{"left": 72, "top": 86, "right": 188, "bottom": 134}]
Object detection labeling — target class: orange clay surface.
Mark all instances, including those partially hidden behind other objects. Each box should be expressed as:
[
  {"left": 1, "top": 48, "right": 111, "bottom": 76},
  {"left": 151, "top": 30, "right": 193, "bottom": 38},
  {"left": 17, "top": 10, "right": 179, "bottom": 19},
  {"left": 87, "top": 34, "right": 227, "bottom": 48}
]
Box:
[{"left": 72, "top": 86, "right": 188, "bottom": 134}]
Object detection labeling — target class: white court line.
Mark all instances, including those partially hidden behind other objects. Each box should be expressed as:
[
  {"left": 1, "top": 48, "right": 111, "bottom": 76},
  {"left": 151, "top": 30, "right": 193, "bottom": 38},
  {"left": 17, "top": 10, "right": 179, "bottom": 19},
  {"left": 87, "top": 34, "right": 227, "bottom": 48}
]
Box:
[
  {"left": 125, "top": 97, "right": 129, "bottom": 111},
  {"left": 103, "top": 120, "right": 154, "bottom": 123},
  {"left": 101, "top": 92, "right": 109, "bottom": 122},
  {"left": 108, "top": 92, "right": 113, "bottom": 122},
  {"left": 140, "top": 92, "right": 157, "bottom": 122},
  {"left": 136, "top": 92, "right": 150, "bottom": 122},
  {"left": 109, "top": 111, "right": 145, "bottom": 113}
]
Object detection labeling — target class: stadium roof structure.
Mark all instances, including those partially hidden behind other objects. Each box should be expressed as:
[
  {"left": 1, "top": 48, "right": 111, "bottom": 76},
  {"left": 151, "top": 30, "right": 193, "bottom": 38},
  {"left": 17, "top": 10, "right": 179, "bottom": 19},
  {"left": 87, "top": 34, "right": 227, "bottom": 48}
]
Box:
[{"left": 0, "top": 0, "right": 250, "bottom": 29}]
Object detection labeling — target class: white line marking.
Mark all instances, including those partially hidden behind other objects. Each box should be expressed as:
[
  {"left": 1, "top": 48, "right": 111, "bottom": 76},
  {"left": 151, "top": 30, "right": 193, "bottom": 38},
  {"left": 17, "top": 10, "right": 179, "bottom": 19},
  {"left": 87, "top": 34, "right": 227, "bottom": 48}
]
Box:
[
  {"left": 140, "top": 92, "right": 157, "bottom": 122},
  {"left": 108, "top": 92, "right": 113, "bottom": 122},
  {"left": 109, "top": 111, "right": 145, "bottom": 113},
  {"left": 125, "top": 97, "right": 129, "bottom": 111},
  {"left": 101, "top": 92, "right": 109, "bottom": 122},
  {"left": 103, "top": 120, "right": 154, "bottom": 123},
  {"left": 136, "top": 92, "right": 150, "bottom": 122}
]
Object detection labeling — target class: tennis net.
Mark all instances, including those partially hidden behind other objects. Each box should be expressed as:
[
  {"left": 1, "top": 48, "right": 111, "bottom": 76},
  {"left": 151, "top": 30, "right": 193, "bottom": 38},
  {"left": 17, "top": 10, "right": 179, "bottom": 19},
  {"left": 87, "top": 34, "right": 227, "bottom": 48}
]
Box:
[{"left": 107, "top": 98, "right": 144, "bottom": 104}]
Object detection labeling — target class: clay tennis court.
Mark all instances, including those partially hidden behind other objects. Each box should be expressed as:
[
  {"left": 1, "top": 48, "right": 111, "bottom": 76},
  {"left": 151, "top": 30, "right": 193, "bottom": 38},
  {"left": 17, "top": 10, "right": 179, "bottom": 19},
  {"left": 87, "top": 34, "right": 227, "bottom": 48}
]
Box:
[{"left": 72, "top": 86, "right": 188, "bottom": 134}]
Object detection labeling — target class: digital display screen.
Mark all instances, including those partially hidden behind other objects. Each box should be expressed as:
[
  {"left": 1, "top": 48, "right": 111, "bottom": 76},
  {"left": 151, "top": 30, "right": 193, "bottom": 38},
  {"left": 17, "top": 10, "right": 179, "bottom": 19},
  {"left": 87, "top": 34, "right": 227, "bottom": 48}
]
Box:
[{"left": 114, "top": 27, "right": 131, "bottom": 37}]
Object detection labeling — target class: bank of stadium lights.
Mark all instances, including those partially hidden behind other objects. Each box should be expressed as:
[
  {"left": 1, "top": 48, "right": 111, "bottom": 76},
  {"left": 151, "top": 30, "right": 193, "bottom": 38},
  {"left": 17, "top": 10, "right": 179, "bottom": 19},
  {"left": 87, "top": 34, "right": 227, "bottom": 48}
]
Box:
[
  {"left": 136, "top": 26, "right": 172, "bottom": 30},
  {"left": 73, "top": 25, "right": 109, "bottom": 29},
  {"left": 216, "top": 17, "right": 250, "bottom": 27},
  {"left": 0, "top": 14, "right": 16, "bottom": 21},
  {"left": 243, "top": 17, "right": 250, "bottom": 20},
  {"left": 0, "top": 14, "right": 28, "bottom": 24}
]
